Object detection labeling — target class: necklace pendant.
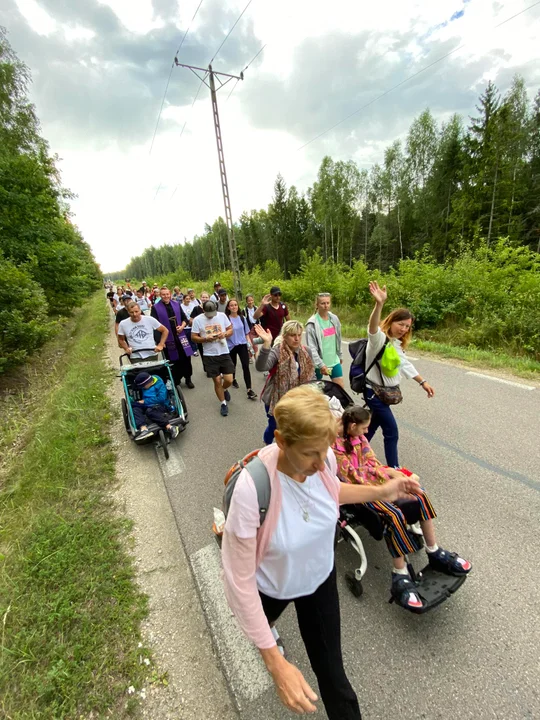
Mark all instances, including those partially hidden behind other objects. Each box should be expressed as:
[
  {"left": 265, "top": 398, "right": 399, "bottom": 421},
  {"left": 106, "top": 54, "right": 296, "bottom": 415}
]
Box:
[{"left": 302, "top": 510, "right": 310, "bottom": 522}]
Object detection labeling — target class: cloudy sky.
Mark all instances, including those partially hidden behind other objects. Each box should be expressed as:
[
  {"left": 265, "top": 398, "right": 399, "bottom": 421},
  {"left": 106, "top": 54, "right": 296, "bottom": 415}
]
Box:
[{"left": 2, "top": 0, "right": 540, "bottom": 272}]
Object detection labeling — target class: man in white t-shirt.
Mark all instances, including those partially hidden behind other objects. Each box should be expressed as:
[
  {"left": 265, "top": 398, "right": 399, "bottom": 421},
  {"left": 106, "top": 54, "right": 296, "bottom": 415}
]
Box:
[
  {"left": 191, "top": 300, "right": 235, "bottom": 416},
  {"left": 118, "top": 301, "right": 168, "bottom": 363}
]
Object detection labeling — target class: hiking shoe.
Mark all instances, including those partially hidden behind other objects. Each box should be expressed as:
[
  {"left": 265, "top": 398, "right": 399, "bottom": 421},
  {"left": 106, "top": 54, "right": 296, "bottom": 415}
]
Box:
[
  {"left": 224, "top": 389, "right": 231, "bottom": 402},
  {"left": 135, "top": 428, "right": 154, "bottom": 443},
  {"left": 232, "top": 379, "right": 240, "bottom": 389},
  {"left": 185, "top": 378, "right": 195, "bottom": 389},
  {"left": 220, "top": 404, "right": 229, "bottom": 417},
  {"left": 169, "top": 425, "right": 180, "bottom": 439},
  {"left": 247, "top": 389, "right": 258, "bottom": 401}
]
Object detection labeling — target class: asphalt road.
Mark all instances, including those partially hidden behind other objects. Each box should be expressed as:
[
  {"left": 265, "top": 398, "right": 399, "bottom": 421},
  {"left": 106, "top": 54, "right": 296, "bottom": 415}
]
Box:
[{"left": 145, "top": 343, "right": 540, "bottom": 720}]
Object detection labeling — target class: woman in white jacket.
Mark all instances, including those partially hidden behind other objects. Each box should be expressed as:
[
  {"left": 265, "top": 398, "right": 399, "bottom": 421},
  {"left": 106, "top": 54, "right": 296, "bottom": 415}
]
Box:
[{"left": 305, "top": 293, "right": 344, "bottom": 388}]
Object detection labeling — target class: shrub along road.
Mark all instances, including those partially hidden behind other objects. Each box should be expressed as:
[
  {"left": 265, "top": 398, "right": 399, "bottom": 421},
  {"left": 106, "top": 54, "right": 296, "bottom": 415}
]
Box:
[{"left": 125, "top": 339, "right": 539, "bottom": 720}]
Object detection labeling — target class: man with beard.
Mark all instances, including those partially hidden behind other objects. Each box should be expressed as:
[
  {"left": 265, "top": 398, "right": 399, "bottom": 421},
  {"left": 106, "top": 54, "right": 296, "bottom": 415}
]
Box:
[{"left": 151, "top": 287, "right": 195, "bottom": 389}]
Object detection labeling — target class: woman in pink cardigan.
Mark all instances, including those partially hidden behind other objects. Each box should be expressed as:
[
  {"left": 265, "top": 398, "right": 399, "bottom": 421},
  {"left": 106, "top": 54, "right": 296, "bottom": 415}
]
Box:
[{"left": 222, "top": 385, "right": 421, "bottom": 718}]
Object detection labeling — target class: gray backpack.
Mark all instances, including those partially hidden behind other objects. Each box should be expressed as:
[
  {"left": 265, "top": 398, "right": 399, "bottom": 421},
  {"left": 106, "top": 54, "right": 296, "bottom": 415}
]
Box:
[{"left": 222, "top": 450, "right": 272, "bottom": 528}]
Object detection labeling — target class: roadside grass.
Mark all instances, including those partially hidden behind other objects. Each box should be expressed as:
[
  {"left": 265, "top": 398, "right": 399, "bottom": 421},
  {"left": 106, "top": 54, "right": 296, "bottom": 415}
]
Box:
[
  {"left": 293, "top": 306, "right": 540, "bottom": 380},
  {"left": 0, "top": 293, "right": 149, "bottom": 718}
]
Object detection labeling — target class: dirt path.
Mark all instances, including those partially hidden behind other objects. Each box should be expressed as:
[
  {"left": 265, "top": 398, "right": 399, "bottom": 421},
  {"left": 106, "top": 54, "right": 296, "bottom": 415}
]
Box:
[{"left": 105, "top": 320, "right": 237, "bottom": 720}]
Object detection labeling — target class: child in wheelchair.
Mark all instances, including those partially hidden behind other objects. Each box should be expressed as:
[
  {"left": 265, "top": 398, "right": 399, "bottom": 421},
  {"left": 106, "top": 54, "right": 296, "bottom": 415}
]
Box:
[
  {"left": 333, "top": 405, "right": 471, "bottom": 611},
  {"left": 131, "top": 371, "right": 179, "bottom": 442}
]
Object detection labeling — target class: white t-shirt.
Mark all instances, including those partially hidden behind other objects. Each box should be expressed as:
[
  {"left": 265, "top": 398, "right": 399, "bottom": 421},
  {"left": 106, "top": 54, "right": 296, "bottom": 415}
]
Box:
[
  {"left": 366, "top": 328, "right": 418, "bottom": 387},
  {"left": 118, "top": 316, "right": 162, "bottom": 358},
  {"left": 226, "top": 452, "right": 339, "bottom": 601},
  {"left": 191, "top": 312, "right": 231, "bottom": 356},
  {"left": 181, "top": 302, "right": 194, "bottom": 319},
  {"left": 136, "top": 296, "right": 150, "bottom": 312}
]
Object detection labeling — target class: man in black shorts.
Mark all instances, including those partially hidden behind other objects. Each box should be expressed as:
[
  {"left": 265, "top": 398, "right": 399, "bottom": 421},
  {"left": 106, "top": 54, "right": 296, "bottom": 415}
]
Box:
[{"left": 191, "top": 300, "right": 235, "bottom": 417}]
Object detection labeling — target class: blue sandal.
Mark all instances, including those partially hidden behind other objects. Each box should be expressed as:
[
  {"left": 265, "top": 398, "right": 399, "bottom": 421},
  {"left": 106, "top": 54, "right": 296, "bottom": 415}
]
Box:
[
  {"left": 390, "top": 573, "right": 424, "bottom": 613},
  {"left": 428, "top": 548, "right": 472, "bottom": 576}
]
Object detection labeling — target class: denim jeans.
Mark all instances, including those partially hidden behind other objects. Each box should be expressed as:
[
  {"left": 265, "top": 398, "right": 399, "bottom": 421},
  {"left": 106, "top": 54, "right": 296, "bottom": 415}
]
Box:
[
  {"left": 263, "top": 404, "right": 277, "bottom": 445},
  {"left": 364, "top": 386, "right": 399, "bottom": 468}
]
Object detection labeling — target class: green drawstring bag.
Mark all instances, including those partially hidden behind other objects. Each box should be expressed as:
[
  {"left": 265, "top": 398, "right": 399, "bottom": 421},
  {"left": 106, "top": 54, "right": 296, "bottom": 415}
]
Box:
[{"left": 380, "top": 343, "right": 400, "bottom": 377}]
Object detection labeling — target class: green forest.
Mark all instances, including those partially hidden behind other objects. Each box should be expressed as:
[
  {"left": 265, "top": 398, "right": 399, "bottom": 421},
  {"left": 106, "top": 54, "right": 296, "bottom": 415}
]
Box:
[
  {"left": 0, "top": 29, "right": 101, "bottom": 373},
  {"left": 122, "top": 74, "right": 540, "bottom": 361}
]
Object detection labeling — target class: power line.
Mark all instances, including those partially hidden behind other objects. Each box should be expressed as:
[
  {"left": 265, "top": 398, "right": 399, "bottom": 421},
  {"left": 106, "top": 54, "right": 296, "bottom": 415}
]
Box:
[
  {"left": 226, "top": 42, "right": 266, "bottom": 101},
  {"left": 210, "top": 0, "right": 254, "bottom": 64},
  {"left": 148, "top": 0, "right": 205, "bottom": 155},
  {"left": 165, "top": 2, "right": 257, "bottom": 199},
  {"left": 298, "top": 0, "right": 540, "bottom": 151}
]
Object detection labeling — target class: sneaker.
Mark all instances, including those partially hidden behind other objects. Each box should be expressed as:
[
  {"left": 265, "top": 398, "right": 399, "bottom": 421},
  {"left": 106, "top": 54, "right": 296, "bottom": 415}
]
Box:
[
  {"left": 135, "top": 428, "right": 154, "bottom": 443},
  {"left": 232, "top": 379, "right": 240, "bottom": 389},
  {"left": 249, "top": 358, "right": 254, "bottom": 364},
  {"left": 263, "top": 371, "right": 269, "bottom": 377},
  {"left": 169, "top": 425, "right": 180, "bottom": 439},
  {"left": 220, "top": 403, "right": 229, "bottom": 417},
  {"left": 185, "top": 378, "right": 195, "bottom": 389},
  {"left": 224, "top": 389, "right": 231, "bottom": 402},
  {"left": 247, "top": 389, "right": 258, "bottom": 401},
  {"left": 194, "top": 351, "right": 199, "bottom": 357}
]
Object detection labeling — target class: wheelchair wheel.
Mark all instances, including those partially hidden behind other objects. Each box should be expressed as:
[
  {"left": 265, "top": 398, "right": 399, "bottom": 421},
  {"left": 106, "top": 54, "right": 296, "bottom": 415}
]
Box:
[
  {"left": 121, "top": 398, "right": 130, "bottom": 433},
  {"left": 158, "top": 429, "right": 169, "bottom": 460},
  {"left": 176, "top": 385, "right": 188, "bottom": 419},
  {"left": 345, "top": 571, "right": 364, "bottom": 598}
]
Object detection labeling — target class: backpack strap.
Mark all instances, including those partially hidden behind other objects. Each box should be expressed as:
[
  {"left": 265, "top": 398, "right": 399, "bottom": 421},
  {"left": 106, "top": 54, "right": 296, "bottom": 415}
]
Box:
[
  {"left": 365, "top": 337, "right": 388, "bottom": 385},
  {"left": 245, "top": 455, "right": 272, "bottom": 526}
]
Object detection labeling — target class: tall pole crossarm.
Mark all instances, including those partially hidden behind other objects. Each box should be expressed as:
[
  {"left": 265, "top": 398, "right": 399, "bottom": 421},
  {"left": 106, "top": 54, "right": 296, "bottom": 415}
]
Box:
[
  {"left": 173, "top": 61, "right": 243, "bottom": 300},
  {"left": 208, "top": 66, "right": 242, "bottom": 300}
]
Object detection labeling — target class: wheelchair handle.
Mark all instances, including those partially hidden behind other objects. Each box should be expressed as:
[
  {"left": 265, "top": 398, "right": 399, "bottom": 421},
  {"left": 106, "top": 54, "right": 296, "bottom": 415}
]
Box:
[{"left": 119, "top": 347, "right": 162, "bottom": 367}]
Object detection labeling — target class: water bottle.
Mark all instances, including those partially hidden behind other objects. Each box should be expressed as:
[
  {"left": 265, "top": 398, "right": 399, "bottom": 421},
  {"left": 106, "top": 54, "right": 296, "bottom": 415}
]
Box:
[{"left": 166, "top": 379, "right": 172, "bottom": 391}]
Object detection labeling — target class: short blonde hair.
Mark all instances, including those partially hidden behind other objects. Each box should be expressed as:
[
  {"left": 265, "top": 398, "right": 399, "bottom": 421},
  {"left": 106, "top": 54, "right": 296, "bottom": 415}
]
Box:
[{"left": 274, "top": 385, "right": 337, "bottom": 446}]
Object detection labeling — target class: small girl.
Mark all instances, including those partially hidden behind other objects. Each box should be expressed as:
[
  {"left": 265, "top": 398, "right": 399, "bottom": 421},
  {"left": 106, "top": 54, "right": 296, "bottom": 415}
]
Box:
[{"left": 333, "top": 405, "right": 471, "bottom": 611}]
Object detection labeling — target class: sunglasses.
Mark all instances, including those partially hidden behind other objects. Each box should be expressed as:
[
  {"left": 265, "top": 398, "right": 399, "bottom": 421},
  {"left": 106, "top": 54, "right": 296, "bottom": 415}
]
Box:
[{"left": 317, "top": 292, "right": 331, "bottom": 297}]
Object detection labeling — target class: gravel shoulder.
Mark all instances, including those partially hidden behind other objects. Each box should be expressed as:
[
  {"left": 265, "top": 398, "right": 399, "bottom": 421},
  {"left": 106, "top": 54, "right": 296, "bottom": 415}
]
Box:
[{"left": 105, "top": 320, "right": 237, "bottom": 720}]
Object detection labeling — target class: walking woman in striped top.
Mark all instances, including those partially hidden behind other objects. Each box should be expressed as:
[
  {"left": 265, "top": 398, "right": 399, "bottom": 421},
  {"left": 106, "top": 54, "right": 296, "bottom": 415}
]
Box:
[{"left": 334, "top": 405, "right": 471, "bottom": 612}]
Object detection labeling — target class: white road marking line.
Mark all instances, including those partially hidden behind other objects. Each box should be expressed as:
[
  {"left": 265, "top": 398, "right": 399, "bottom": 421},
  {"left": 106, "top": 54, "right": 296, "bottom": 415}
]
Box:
[
  {"left": 465, "top": 372, "right": 536, "bottom": 390},
  {"left": 156, "top": 443, "right": 186, "bottom": 476},
  {"left": 190, "top": 543, "right": 272, "bottom": 706}
]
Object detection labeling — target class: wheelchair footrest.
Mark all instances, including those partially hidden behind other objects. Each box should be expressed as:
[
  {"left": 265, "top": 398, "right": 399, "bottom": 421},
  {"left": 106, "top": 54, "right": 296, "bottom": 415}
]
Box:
[{"left": 404, "top": 565, "right": 467, "bottom": 613}]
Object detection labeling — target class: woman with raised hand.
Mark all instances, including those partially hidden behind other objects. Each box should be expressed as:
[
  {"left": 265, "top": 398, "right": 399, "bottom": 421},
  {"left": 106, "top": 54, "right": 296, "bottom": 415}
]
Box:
[
  {"left": 254, "top": 320, "right": 316, "bottom": 445},
  {"left": 222, "top": 384, "right": 422, "bottom": 719},
  {"left": 365, "top": 281, "right": 435, "bottom": 468}
]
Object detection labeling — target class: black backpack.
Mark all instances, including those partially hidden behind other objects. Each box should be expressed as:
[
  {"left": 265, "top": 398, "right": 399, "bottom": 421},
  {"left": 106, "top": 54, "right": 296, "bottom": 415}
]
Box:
[{"left": 348, "top": 337, "right": 388, "bottom": 394}]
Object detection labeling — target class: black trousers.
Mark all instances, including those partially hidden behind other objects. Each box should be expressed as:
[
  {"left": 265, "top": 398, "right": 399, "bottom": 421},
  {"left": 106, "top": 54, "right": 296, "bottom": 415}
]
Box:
[
  {"left": 259, "top": 567, "right": 361, "bottom": 720},
  {"left": 131, "top": 404, "right": 170, "bottom": 429},
  {"left": 165, "top": 351, "right": 193, "bottom": 385},
  {"left": 229, "top": 344, "right": 252, "bottom": 390}
]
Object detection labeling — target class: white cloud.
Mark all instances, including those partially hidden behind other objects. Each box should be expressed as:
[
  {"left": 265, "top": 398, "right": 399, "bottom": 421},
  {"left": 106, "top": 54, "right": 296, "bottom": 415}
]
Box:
[{"left": 7, "top": 0, "right": 540, "bottom": 271}]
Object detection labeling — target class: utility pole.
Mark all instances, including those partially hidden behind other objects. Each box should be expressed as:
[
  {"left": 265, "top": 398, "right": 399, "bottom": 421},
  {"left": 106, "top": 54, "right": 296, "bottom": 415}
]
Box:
[{"left": 174, "top": 59, "right": 243, "bottom": 299}]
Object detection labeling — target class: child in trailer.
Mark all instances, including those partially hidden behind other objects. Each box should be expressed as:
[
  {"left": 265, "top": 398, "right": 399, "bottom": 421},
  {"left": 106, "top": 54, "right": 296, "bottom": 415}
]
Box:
[
  {"left": 131, "top": 372, "right": 179, "bottom": 442},
  {"left": 333, "top": 405, "right": 471, "bottom": 611}
]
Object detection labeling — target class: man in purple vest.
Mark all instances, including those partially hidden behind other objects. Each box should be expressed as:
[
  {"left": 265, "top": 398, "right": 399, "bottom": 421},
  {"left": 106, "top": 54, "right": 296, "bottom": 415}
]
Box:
[{"left": 151, "top": 287, "right": 195, "bottom": 389}]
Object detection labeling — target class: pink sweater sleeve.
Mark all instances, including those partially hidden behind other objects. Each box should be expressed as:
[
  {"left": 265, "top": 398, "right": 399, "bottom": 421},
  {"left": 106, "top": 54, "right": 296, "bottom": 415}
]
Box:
[{"left": 221, "top": 470, "right": 276, "bottom": 650}]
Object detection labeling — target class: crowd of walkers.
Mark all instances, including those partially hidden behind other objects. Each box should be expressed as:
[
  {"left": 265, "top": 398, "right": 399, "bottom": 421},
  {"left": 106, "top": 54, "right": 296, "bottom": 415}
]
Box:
[{"left": 104, "top": 278, "right": 471, "bottom": 720}]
